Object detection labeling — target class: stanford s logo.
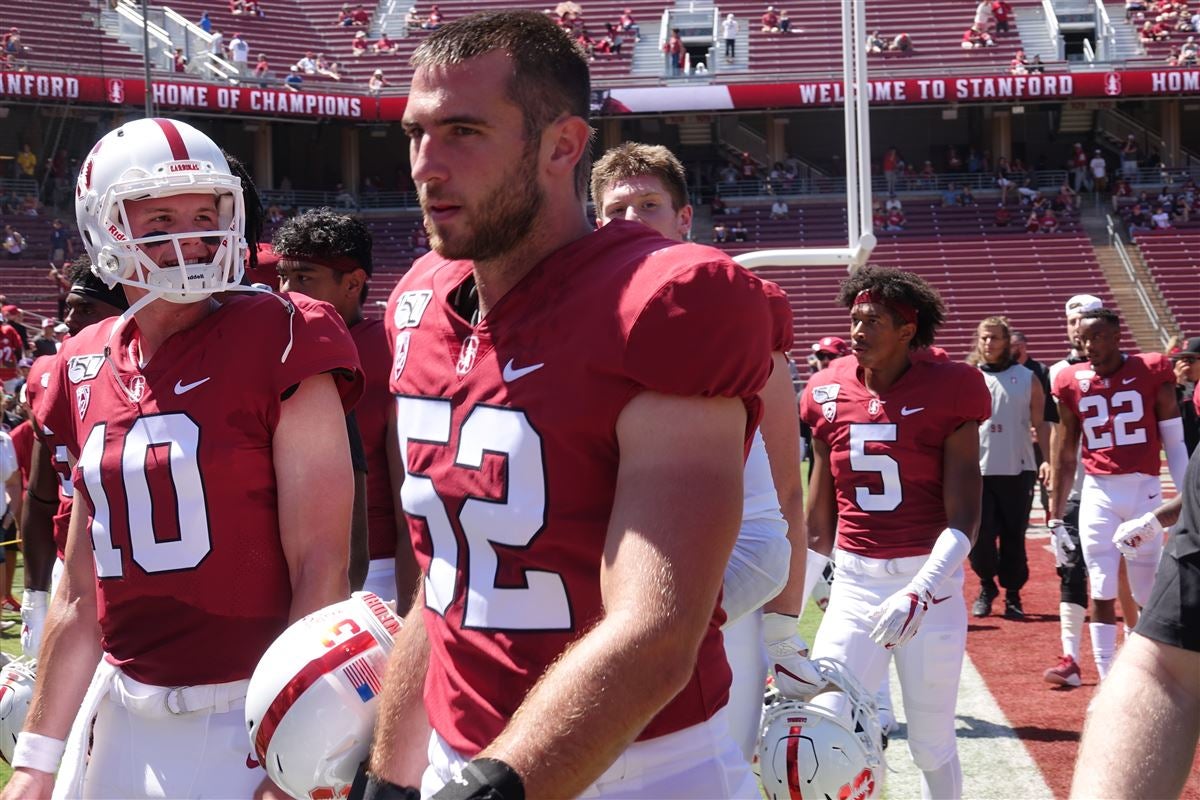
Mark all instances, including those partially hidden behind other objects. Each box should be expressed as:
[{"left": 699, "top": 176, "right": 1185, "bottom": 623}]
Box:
[
  {"left": 455, "top": 335, "right": 480, "bottom": 376},
  {"left": 393, "top": 290, "right": 433, "bottom": 329},
  {"left": 107, "top": 79, "right": 125, "bottom": 104},
  {"left": 837, "top": 767, "right": 875, "bottom": 800}
]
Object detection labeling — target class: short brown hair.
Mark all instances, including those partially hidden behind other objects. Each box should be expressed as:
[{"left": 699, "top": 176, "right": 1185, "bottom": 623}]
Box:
[
  {"left": 411, "top": 10, "right": 593, "bottom": 197},
  {"left": 590, "top": 142, "right": 690, "bottom": 212}
]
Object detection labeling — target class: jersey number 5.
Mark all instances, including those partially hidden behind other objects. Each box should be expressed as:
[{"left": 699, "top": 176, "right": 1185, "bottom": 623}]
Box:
[
  {"left": 849, "top": 423, "right": 902, "bottom": 512},
  {"left": 396, "top": 396, "right": 571, "bottom": 631},
  {"left": 78, "top": 414, "right": 212, "bottom": 578},
  {"left": 1077, "top": 390, "right": 1147, "bottom": 450}
]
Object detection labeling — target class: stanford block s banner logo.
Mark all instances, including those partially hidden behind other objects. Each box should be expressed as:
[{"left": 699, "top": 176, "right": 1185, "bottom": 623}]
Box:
[{"left": 107, "top": 79, "right": 125, "bottom": 104}]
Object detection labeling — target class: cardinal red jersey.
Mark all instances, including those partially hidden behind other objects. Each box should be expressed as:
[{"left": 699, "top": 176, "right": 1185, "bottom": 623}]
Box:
[
  {"left": 9, "top": 420, "right": 31, "bottom": 488},
  {"left": 351, "top": 318, "right": 397, "bottom": 560},
  {"left": 800, "top": 355, "right": 991, "bottom": 557},
  {"left": 1052, "top": 352, "right": 1175, "bottom": 477},
  {"left": 0, "top": 323, "right": 20, "bottom": 382},
  {"left": 385, "top": 220, "right": 773, "bottom": 756},
  {"left": 40, "top": 293, "right": 362, "bottom": 686},
  {"left": 25, "top": 353, "right": 74, "bottom": 557},
  {"left": 762, "top": 279, "right": 794, "bottom": 353}
]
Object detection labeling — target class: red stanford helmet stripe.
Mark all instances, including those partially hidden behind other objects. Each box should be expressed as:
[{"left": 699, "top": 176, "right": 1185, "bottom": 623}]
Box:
[
  {"left": 786, "top": 724, "right": 805, "bottom": 799},
  {"left": 253, "top": 629, "right": 377, "bottom": 762},
  {"left": 152, "top": 118, "right": 191, "bottom": 161}
]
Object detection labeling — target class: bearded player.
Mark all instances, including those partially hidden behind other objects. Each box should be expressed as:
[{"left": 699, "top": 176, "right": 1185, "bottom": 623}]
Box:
[
  {"left": 801, "top": 267, "right": 990, "bottom": 800},
  {"left": 590, "top": 141, "right": 821, "bottom": 759},
  {"left": 362, "top": 12, "right": 773, "bottom": 800},
  {"left": 1049, "top": 307, "right": 1188, "bottom": 680},
  {"left": 1, "top": 117, "right": 362, "bottom": 799}
]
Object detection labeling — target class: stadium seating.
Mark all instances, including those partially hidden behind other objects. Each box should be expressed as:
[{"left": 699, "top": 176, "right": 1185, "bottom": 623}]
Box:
[
  {"left": 6, "top": 0, "right": 147, "bottom": 75},
  {"left": 1132, "top": 229, "right": 1200, "bottom": 335}
]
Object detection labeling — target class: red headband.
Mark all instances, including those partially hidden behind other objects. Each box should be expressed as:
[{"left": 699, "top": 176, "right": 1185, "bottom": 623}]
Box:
[
  {"left": 854, "top": 289, "right": 917, "bottom": 326},
  {"left": 279, "top": 253, "right": 368, "bottom": 275}
]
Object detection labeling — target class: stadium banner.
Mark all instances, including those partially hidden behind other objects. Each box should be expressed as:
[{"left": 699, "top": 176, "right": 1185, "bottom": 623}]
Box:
[{"left": 3, "top": 68, "right": 1200, "bottom": 120}]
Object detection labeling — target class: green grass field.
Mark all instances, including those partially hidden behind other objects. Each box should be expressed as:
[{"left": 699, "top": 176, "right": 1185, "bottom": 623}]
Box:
[{"left": 0, "top": 555, "right": 25, "bottom": 788}]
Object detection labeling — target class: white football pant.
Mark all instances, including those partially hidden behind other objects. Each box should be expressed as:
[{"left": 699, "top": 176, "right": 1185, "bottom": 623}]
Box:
[
  {"left": 723, "top": 608, "right": 766, "bottom": 762},
  {"left": 422, "top": 708, "right": 757, "bottom": 799},
  {"left": 362, "top": 557, "right": 398, "bottom": 604},
  {"left": 1079, "top": 473, "right": 1163, "bottom": 603}
]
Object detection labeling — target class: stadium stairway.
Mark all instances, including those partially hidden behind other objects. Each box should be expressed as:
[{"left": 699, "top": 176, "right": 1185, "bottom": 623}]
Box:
[{"left": 1131, "top": 229, "right": 1200, "bottom": 338}]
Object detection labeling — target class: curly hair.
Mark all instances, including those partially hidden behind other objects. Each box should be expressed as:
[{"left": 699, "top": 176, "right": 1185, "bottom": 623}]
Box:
[
  {"left": 272, "top": 208, "right": 374, "bottom": 304},
  {"left": 837, "top": 266, "right": 945, "bottom": 349},
  {"left": 222, "top": 150, "right": 263, "bottom": 273},
  {"left": 1079, "top": 307, "right": 1121, "bottom": 329}
]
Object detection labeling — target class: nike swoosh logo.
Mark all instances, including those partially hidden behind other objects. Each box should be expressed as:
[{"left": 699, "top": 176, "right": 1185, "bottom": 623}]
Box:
[
  {"left": 900, "top": 406, "right": 924, "bottom": 416},
  {"left": 502, "top": 359, "right": 544, "bottom": 382},
  {"left": 245, "top": 753, "right": 260, "bottom": 769},
  {"left": 174, "top": 377, "right": 211, "bottom": 395},
  {"left": 774, "top": 664, "right": 819, "bottom": 686},
  {"left": 1122, "top": 377, "right": 1136, "bottom": 385},
  {"left": 931, "top": 595, "right": 952, "bottom": 604}
]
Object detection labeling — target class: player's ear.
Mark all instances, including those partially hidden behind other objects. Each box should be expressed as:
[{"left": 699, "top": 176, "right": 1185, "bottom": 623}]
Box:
[{"left": 543, "top": 114, "right": 592, "bottom": 187}]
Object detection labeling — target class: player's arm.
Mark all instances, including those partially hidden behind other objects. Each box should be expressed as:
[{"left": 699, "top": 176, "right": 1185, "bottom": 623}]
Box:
[
  {"left": 0, "top": 499, "right": 102, "bottom": 800},
  {"left": 385, "top": 400, "right": 420, "bottom": 614},
  {"left": 806, "top": 438, "right": 837, "bottom": 557},
  {"left": 761, "top": 352, "right": 807, "bottom": 616},
  {"left": 3, "top": 469, "right": 20, "bottom": 541},
  {"left": 1030, "top": 378, "right": 1052, "bottom": 484},
  {"left": 1070, "top": 633, "right": 1200, "bottom": 798},
  {"left": 367, "top": 585, "right": 432, "bottom": 789},
  {"left": 275, "top": 373, "right": 353, "bottom": 622},
  {"left": 346, "top": 412, "right": 369, "bottom": 592},
  {"left": 943, "top": 421, "right": 983, "bottom": 543},
  {"left": 18, "top": 439, "right": 56, "bottom": 592},
  {"left": 477, "top": 391, "right": 747, "bottom": 798},
  {"left": 1154, "top": 379, "right": 1189, "bottom": 488},
  {"left": 1050, "top": 402, "right": 1082, "bottom": 521}
]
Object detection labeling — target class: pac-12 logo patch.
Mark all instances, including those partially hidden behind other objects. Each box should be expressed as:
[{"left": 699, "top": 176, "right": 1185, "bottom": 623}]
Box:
[
  {"left": 393, "top": 290, "right": 433, "bottom": 330},
  {"left": 392, "top": 330, "right": 411, "bottom": 380},
  {"left": 822, "top": 401, "right": 837, "bottom": 422},
  {"left": 76, "top": 385, "right": 90, "bottom": 421}
]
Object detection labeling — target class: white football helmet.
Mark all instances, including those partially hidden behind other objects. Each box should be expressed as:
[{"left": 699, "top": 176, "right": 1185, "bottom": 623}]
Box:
[
  {"left": 75, "top": 117, "right": 246, "bottom": 303},
  {"left": 245, "top": 592, "right": 402, "bottom": 800},
  {"left": 0, "top": 658, "right": 36, "bottom": 764},
  {"left": 758, "top": 658, "right": 884, "bottom": 800},
  {"left": 812, "top": 562, "right": 835, "bottom": 613}
]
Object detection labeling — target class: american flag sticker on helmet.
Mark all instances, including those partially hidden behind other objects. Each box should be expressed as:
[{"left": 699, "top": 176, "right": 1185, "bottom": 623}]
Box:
[{"left": 342, "top": 657, "right": 382, "bottom": 703}]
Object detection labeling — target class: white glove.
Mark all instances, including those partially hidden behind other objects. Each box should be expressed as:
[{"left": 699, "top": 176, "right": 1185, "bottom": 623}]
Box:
[
  {"left": 1048, "top": 519, "right": 1076, "bottom": 568},
  {"left": 868, "top": 587, "right": 928, "bottom": 649},
  {"left": 763, "top": 612, "right": 826, "bottom": 698},
  {"left": 1113, "top": 512, "right": 1165, "bottom": 559},
  {"left": 20, "top": 590, "right": 48, "bottom": 659}
]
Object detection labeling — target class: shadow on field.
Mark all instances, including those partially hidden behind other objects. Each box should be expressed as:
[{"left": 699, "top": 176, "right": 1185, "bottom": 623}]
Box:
[{"left": 951, "top": 714, "right": 1079, "bottom": 743}]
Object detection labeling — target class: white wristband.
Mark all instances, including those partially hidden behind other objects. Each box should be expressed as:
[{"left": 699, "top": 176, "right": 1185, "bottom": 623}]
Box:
[{"left": 11, "top": 732, "right": 66, "bottom": 774}]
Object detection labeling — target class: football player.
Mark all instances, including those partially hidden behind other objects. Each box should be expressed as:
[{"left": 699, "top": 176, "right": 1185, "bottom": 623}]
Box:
[
  {"left": 0, "top": 117, "right": 363, "bottom": 800},
  {"left": 590, "top": 141, "right": 821, "bottom": 759},
  {"left": 801, "top": 266, "right": 991, "bottom": 800},
  {"left": 363, "top": 12, "right": 773, "bottom": 800},
  {"left": 1049, "top": 307, "right": 1188, "bottom": 680},
  {"left": 18, "top": 258, "right": 128, "bottom": 658},
  {"left": 272, "top": 208, "right": 416, "bottom": 607}
]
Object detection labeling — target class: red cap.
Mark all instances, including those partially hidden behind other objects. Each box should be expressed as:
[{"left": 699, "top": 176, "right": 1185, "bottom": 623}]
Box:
[
  {"left": 1, "top": 304, "right": 19, "bottom": 315},
  {"left": 812, "top": 336, "right": 848, "bottom": 356}
]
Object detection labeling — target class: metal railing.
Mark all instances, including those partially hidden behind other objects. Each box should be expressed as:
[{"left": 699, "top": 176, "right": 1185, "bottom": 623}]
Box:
[
  {"left": 1043, "top": 0, "right": 1066, "bottom": 60},
  {"left": 1094, "top": 0, "right": 1116, "bottom": 61},
  {"left": 160, "top": 6, "right": 216, "bottom": 75},
  {"left": 714, "top": 168, "right": 1072, "bottom": 198},
  {"left": 260, "top": 187, "right": 420, "bottom": 211},
  {"left": 1082, "top": 37, "right": 1096, "bottom": 62},
  {"left": 1106, "top": 213, "right": 1172, "bottom": 347},
  {"left": 114, "top": 1, "right": 174, "bottom": 70}
]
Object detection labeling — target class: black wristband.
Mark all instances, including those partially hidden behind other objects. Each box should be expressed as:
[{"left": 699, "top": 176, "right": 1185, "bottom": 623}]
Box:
[
  {"left": 346, "top": 762, "right": 421, "bottom": 800},
  {"left": 431, "top": 758, "right": 525, "bottom": 800}
]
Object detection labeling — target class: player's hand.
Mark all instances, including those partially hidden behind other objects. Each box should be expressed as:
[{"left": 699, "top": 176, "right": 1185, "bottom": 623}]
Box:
[
  {"left": 0, "top": 767, "right": 56, "bottom": 800},
  {"left": 1047, "top": 519, "right": 1076, "bottom": 568},
  {"left": 253, "top": 776, "right": 291, "bottom": 800},
  {"left": 1037, "top": 461, "right": 1052, "bottom": 486},
  {"left": 1113, "top": 512, "right": 1164, "bottom": 558},
  {"left": 762, "top": 612, "right": 826, "bottom": 698},
  {"left": 20, "top": 590, "right": 47, "bottom": 659},
  {"left": 868, "top": 587, "right": 928, "bottom": 649}
]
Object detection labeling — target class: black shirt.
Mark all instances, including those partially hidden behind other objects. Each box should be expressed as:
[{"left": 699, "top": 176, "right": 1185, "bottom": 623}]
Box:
[{"left": 1168, "top": 447, "right": 1200, "bottom": 558}]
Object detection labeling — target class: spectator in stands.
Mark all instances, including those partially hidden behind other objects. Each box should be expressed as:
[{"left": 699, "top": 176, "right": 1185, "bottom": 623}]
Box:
[
  {"left": 410, "top": 228, "right": 429, "bottom": 255},
  {"left": 1024, "top": 209, "right": 1041, "bottom": 232},
  {"left": 1175, "top": 11, "right": 1194, "bottom": 32},
  {"left": 0, "top": 188, "right": 17, "bottom": 215},
  {"left": 404, "top": 5, "right": 422, "bottom": 32},
  {"left": 1015, "top": 178, "right": 1037, "bottom": 205},
  {"left": 46, "top": 263, "right": 69, "bottom": 319},
  {"left": 1028, "top": 54, "right": 1045, "bottom": 72},
  {"left": 1151, "top": 204, "right": 1173, "bottom": 229},
  {"left": 1192, "top": 6, "right": 1200, "bottom": 30},
  {"left": 367, "top": 68, "right": 389, "bottom": 95},
  {"left": 871, "top": 201, "right": 886, "bottom": 231},
  {"left": 616, "top": 8, "right": 640, "bottom": 40},
  {"left": 770, "top": 198, "right": 789, "bottom": 220},
  {"left": 351, "top": 30, "right": 368, "bottom": 56},
  {"left": 994, "top": 205, "right": 1013, "bottom": 227},
  {"left": 881, "top": 146, "right": 899, "bottom": 193},
  {"left": 228, "top": 32, "right": 250, "bottom": 73},
  {"left": 285, "top": 65, "right": 304, "bottom": 91},
  {"left": 1121, "top": 135, "right": 1140, "bottom": 179},
  {"left": 1127, "top": 0, "right": 1147, "bottom": 19},
  {"left": 761, "top": 5, "right": 781, "bottom": 32},
  {"left": 1141, "top": 19, "right": 1169, "bottom": 42},
  {"left": 338, "top": 3, "right": 355, "bottom": 25},
  {"left": 351, "top": 3, "right": 370, "bottom": 25},
  {"left": 1010, "top": 48, "right": 1028, "bottom": 74},
  {"left": 296, "top": 50, "right": 318, "bottom": 73},
  {"left": 713, "top": 221, "right": 728, "bottom": 243},
  {"left": 1055, "top": 180, "right": 1079, "bottom": 210},
  {"left": 253, "top": 52, "right": 270, "bottom": 84},
  {"left": 373, "top": 31, "right": 396, "bottom": 53},
  {"left": 198, "top": 11, "right": 212, "bottom": 32},
  {"left": 21, "top": 194, "right": 39, "bottom": 216},
  {"left": 173, "top": 47, "right": 188, "bottom": 72},
  {"left": 963, "top": 22, "right": 995, "bottom": 47},
  {"left": 1039, "top": 208, "right": 1059, "bottom": 233},
  {"left": 885, "top": 192, "right": 903, "bottom": 212},
  {"left": 317, "top": 54, "right": 342, "bottom": 79},
  {"left": 885, "top": 206, "right": 906, "bottom": 232},
  {"left": 916, "top": 160, "right": 936, "bottom": 188},
  {"left": 731, "top": 220, "right": 748, "bottom": 241},
  {"left": 866, "top": 30, "right": 887, "bottom": 53},
  {"left": 719, "top": 164, "right": 739, "bottom": 185},
  {"left": 209, "top": 29, "right": 225, "bottom": 56},
  {"left": 1111, "top": 177, "right": 1133, "bottom": 210},
  {"left": 778, "top": 10, "right": 792, "bottom": 32},
  {"left": 995, "top": 157, "right": 1015, "bottom": 203},
  {"left": 1090, "top": 150, "right": 1109, "bottom": 193},
  {"left": 15, "top": 144, "right": 35, "bottom": 179},
  {"left": 942, "top": 182, "right": 962, "bottom": 206},
  {"left": 890, "top": 32, "right": 913, "bottom": 51},
  {"left": 975, "top": 0, "right": 994, "bottom": 28},
  {"left": 992, "top": 0, "right": 1013, "bottom": 32},
  {"left": 663, "top": 28, "right": 684, "bottom": 75},
  {"left": 1127, "top": 202, "right": 1151, "bottom": 236},
  {"left": 604, "top": 24, "right": 625, "bottom": 56},
  {"left": 423, "top": 4, "right": 443, "bottom": 29},
  {"left": 2, "top": 225, "right": 25, "bottom": 259},
  {"left": 961, "top": 184, "right": 978, "bottom": 205},
  {"left": 3, "top": 28, "right": 24, "bottom": 60},
  {"left": 47, "top": 218, "right": 69, "bottom": 266},
  {"left": 1182, "top": 35, "right": 1199, "bottom": 61},
  {"left": 1068, "top": 143, "right": 1090, "bottom": 191},
  {"left": 334, "top": 183, "right": 357, "bottom": 209}
]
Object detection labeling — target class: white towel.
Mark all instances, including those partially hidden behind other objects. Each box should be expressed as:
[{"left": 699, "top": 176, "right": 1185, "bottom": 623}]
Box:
[{"left": 52, "top": 658, "right": 114, "bottom": 800}]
